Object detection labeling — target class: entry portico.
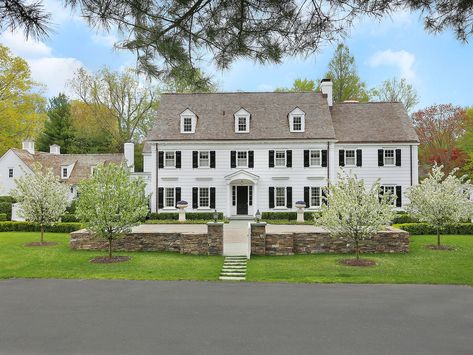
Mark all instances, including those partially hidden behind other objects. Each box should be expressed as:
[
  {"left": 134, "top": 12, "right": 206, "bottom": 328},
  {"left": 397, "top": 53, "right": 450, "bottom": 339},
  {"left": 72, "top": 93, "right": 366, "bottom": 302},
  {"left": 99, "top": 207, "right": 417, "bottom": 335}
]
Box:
[{"left": 225, "top": 169, "right": 259, "bottom": 218}]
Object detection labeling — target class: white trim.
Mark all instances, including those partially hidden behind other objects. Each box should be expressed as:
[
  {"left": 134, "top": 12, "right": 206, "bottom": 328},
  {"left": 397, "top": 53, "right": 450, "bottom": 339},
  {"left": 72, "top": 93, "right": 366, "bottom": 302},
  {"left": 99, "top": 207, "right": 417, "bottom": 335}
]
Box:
[
  {"left": 234, "top": 108, "right": 250, "bottom": 133},
  {"left": 383, "top": 148, "right": 396, "bottom": 167},
  {"left": 309, "top": 149, "right": 322, "bottom": 167},
  {"left": 344, "top": 149, "right": 357, "bottom": 167},
  {"left": 236, "top": 150, "right": 249, "bottom": 168},
  {"left": 274, "top": 150, "right": 287, "bottom": 167},
  {"left": 180, "top": 109, "right": 197, "bottom": 134},
  {"left": 288, "top": 107, "right": 306, "bottom": 132}
]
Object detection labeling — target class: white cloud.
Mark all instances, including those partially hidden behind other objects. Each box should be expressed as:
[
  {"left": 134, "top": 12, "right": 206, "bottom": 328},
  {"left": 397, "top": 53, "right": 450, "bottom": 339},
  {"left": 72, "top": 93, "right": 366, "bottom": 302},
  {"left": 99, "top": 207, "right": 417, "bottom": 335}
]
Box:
[
  {"left": 43, "top": 0, "right": 82, "bottom": 25},
  {"left": 91, "top": 33, "right": 118, "bottom": 48},
  {"left": 369, "top": 49, "right": 416, "bottom": 81},
  {"left": 1, "top": 32, "right": 84, "bottom": 96}
]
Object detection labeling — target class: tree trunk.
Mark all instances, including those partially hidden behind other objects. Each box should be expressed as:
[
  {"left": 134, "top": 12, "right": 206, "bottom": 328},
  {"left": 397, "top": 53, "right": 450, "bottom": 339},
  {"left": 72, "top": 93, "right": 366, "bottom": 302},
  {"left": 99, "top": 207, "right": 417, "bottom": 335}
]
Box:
[
  {"left": 355, "top": 239, "right": 360, "bottom": 260},
  {"left": 40, "top": 225, "right": 44, "bottom": 244},
  {"left": 437, "top": 228, "right": 441, "bottom": 247},
  {"left": 108, "top": 239, "right": 113, "bottom": 259}
]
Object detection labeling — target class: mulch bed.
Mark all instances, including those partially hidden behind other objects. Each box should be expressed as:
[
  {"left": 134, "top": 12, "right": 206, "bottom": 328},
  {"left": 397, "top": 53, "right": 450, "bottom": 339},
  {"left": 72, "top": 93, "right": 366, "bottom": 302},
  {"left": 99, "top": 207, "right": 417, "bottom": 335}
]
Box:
[
  {"left": 425, "top": 244, "right": 455, "bottom": 251},
  {"left": 24, "top": 242, "right": 58, "bottom": 247},
  {"left": 338, "top": 259, "right": 376, "bottom": 267},
  {"left": 90, "top": 256, "right": 131, "bottom": 264}
]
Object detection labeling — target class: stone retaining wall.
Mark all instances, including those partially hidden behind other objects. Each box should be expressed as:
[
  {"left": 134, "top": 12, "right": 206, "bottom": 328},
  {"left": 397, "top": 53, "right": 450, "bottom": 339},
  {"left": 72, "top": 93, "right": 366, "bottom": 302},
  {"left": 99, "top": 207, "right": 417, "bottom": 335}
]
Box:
[
  {"left": 70, "top": 223, "right": 223, "bottom": 256},
  {"left": 251, "top": 223, "right": 409, "bottom": 256}
]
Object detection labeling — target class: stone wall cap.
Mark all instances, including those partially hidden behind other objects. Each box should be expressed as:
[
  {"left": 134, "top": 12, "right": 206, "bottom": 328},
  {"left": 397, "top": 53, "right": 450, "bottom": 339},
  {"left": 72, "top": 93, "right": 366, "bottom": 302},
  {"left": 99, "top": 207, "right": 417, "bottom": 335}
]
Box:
[
  {"left": 251, "top": 222, "right": 267, "bottom": 226},
  {"left": 207, "top": 222, "right": 224, "bottom": 225}
]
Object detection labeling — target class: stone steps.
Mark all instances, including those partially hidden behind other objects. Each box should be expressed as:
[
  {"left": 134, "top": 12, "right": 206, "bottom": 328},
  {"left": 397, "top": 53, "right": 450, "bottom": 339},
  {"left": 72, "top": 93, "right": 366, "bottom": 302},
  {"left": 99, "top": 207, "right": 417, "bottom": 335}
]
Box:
[{"left": 219, "top": 256, "right": 248, "bottom": 281}]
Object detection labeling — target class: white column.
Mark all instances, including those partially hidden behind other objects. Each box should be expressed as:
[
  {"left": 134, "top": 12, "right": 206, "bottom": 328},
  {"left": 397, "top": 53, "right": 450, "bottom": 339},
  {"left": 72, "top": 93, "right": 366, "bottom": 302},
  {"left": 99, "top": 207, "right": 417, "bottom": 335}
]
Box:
[
  {"left": 226, "top": 183, "right": 231, "bottom": 217},
  {"left": 328, "top": 142, "right": 336, "bottom": 185},
  {"left": 150, "top": 143, "right": 157, "bottom": 212},
  {"left": 412, "top": 145, "right": 419, "bottom": 185}
]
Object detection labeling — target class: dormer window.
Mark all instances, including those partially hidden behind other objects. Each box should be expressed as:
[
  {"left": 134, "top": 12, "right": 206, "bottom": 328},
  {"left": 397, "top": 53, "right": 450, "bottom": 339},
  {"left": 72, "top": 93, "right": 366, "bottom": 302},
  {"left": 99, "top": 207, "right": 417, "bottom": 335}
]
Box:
[
  {"left": 180, "top": 109, "right": 196, "bottom": 133},
  {"left": 288, "top": 107, "right": 305, "bottom": 132},
  {"left": 234, "top": 108, "right": 250, "bottom": 133},
  {"left": 62, "top": 167, "right": 68, "bottom": 178}
]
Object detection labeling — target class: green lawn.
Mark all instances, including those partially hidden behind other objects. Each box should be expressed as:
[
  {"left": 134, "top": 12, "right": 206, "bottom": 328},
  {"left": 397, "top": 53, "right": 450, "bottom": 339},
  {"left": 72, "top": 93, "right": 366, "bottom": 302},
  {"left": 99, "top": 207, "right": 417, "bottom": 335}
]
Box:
[
  {"left": 0, "top": 232, "right": 223, "bottom": 281},
  {"left": 247, "top": 235, "right": 473, "bottom": 286}
]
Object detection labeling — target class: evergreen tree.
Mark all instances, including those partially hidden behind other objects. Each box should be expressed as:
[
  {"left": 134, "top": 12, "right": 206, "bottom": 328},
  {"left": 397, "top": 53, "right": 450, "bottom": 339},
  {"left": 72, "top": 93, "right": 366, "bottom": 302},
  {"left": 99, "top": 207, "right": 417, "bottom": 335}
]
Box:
[
  {"left": 38, "top": 93, "right": 75, "bottom": 153},
  {"left": 325, "top": 44, "right": 369, "bottom": 103}
]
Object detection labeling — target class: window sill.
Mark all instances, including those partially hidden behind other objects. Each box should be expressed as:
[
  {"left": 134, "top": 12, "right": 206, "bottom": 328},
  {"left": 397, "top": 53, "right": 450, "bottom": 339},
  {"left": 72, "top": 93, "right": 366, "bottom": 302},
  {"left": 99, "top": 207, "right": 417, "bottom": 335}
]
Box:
[
  {"left": 197, "top": 207, "right": 212, "bottom": 210},
  {"left": 273, "top": 207, "right": 288, "bottom": 210},
  {"left": 162, "top": 207, "right": 177, "bottom": 210}
]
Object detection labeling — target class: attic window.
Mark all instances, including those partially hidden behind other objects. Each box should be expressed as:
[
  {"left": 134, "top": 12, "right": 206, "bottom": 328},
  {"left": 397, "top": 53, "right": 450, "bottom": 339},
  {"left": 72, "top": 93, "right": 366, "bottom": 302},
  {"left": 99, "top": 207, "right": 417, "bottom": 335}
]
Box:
[
  {"left": 234, "top": 108, "right": 250, "bottom": 133},
  {"left": 62, "top": 167, "right": 68, "bottom": 178},
  {"left": 288, "top": 108, "right": 305, "bottom": 132},
  {"left": 180, "top": 109, "right": 197, "bottom": 134}
]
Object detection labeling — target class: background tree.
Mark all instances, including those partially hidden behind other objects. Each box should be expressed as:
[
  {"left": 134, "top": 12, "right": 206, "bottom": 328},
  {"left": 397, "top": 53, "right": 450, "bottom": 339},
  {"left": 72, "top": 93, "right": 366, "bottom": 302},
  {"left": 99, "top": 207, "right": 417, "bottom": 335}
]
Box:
[
  {"left": 316, "top": 171, "right": 395, "bottom": 263},
  {"left": 275, "top": 78, "right": 316, "bottom": 92},
  {"left": 372, "top": 78, "right": 419, "bottom": 113},
  {"left": 37, "top": 93, "right": 76, "bottom": 153},
  {"left": 0, "top": 44, "right": 47, "bottom": 155},
  {"left": 69, "top": 67, "right": 159, "bottom": 149},
  {"left": 405, "top": 164, "right": 473, "bottom": 249},
  {"left": 162, "top": 65, "right": 216, "bottom": 93},
  {"left": 324, "top": 43, "right": 369, "bottom": 103},
  {"left": 412, "top": 104, "right": 468, "bottom": 177},
  {"left": 11, "top": 163, "right": 69, "bottom": 245},
  {"left": 76, "top": 163, "right": 148, "bottom": 260}
]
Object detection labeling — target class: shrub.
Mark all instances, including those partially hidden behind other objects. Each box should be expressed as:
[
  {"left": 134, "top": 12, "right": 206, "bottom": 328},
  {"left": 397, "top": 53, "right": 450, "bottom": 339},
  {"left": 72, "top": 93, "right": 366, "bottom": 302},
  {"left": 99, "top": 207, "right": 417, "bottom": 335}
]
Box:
[
  {"left": 0, "top": 213, "right": 7, "bottom": 221},
  {"left": 0, "top": 202, "right": 12, "bottom": 220},
  {"left": 0, "top": 222, "right": 83, "bottom": 233},
  {"left": 261, "top": 212, "right": 320, "bottom": 221},
  {"left": 66, "top": 200, "right": 77, "bottom": 214},
  {"left": 392, "top": 213, "right": 419, "bottom": 224},
  {"left": 148, "top": 212, "right": 224, "bottom": 220},
  {"left": 0, "top": 196, "right": 16, "bottom": 203},
  {"left": 394, "top": 223, "right": 473, "bottom": 235},
  {"left": 60, "top": 213, "right": 79, "bottom": 222}
]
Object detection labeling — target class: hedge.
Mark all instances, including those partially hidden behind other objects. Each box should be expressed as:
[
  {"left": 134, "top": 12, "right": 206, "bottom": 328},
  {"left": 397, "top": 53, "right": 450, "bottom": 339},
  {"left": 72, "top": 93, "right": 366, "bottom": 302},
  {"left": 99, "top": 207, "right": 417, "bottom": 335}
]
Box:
[
  {"left": 0, "top": 202, "right": 12, "bottom": 220},
  {"left": 0, "top": 222, "right": 83, "bottom": 233},
  {"left": 392, "top": 213, "right": 419, "bottom": 224},
  {"left": 0, "top": 213, "right": 7, "bottom": 221},
  {"left": 60, "top": 213, "right": 79, "bottom": 222},
  {"left": 261, "top": 211, "right": 321, "bottom": 221},
  {"left": 148, "top": 212, "right": 224, "bottom": 220},
  {"left": 0, "top": 196, "right": 16, "bottom": 203},
  {"left": 394, "top": 223, "right": 473, "bottom": 235}
]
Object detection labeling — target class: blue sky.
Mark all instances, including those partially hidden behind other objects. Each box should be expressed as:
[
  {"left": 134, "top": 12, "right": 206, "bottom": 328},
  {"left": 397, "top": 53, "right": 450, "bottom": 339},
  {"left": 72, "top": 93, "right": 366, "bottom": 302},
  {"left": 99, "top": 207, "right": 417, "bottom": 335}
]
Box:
[{"left": 1, "top": 1, "right": 472, "bottom": 111}]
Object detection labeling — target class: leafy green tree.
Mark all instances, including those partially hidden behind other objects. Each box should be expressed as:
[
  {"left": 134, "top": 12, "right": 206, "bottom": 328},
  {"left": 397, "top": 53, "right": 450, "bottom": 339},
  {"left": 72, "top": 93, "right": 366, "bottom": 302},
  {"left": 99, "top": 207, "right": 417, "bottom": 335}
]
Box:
[
  {"left": 372, "top": 78, "right": 419, "bottom": 113},
  {"left": 37, "top": 93, "right": 76, "bottom": 153},
  {"left": 275, "top": 78, "right": 316, "bottom": 92},
  {"left": 163, "top": 65, "right": 217, "bottom": 93},
  {"left": 76, "top": 163, "right": 149, "bottom": 260},
  {"left": 11, "top": 163, "right": 69, "bottom": 244},
  {"left": 0, "top": 44, "right": 46, "bottom": 155},
  {"left": 325, "top": 43, "right": 369, "bottom": 103}
]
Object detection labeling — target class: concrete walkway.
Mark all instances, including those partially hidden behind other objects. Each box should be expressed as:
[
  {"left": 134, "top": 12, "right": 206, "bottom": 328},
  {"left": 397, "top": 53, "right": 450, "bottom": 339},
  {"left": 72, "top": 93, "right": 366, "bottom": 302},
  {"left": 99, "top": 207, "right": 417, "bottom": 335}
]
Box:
[{"left": 223, "top": 220, "right": 250, "bottom": 256}]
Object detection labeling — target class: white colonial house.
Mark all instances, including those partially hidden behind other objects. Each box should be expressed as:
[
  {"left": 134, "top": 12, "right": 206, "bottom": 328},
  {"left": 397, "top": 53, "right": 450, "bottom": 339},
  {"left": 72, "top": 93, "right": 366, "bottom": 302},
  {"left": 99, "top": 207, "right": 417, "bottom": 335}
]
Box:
[{"left": 143, "top": 79, "right": 420, "bottom": 217}]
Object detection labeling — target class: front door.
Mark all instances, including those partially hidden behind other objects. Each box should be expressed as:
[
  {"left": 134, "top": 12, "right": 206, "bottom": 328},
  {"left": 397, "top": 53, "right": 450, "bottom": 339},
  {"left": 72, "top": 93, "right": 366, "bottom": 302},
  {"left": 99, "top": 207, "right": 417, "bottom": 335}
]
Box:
[{"left": 236, "top": 186, "right": 248, "bottom": 215}]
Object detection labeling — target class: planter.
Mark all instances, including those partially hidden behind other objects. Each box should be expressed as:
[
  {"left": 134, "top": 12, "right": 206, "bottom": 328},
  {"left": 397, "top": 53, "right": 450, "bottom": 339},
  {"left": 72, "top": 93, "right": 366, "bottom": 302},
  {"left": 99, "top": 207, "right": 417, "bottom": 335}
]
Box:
[
  {"left": 295, "top": 201, "right": 305, "bottom": 223},
  {"left": 176, "top": 201, "right": 188, "bottom": 222}
]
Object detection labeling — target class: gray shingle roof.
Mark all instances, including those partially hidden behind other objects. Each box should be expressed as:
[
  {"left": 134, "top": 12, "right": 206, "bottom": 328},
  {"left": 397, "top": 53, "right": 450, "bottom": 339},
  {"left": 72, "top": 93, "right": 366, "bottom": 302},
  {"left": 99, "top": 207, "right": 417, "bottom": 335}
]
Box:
[{"left": 145, "top": 92, "right": 419, "bottom": 143}]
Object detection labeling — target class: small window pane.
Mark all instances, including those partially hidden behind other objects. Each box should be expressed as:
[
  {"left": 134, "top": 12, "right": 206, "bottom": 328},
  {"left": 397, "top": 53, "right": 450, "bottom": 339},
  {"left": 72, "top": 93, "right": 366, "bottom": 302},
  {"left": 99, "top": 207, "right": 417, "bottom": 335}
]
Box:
[
  {"left": 384, "top": 149, "right": 395, "bottom": 165},
  {"left": 275, "top": 151, "right": 286, "bottom": 167},
  {"left": 311, "top": 187, "right": 321, "bottom": 207},
  {"left": 292, "top": 116, "right": 302, "bottom": 131},
  {"left": 237, "top": 151, "right": 248, "bottom": 167},
  {"left": 165, "top": 152, "right": 175, "bottom": 167},
  {"left": 275, "top": 187, "right": 286, "bottom": 207},
  {"left": 199, "top": 188, "right": 209, "bottom": 208},
  {"left": 310, "top": 150, "right": 321, "bottom": 166},
  {"left": 183, "top": 117, "right": 192, "bottom": 132},
  {"left": 165, "top": 188, "right": 175, "bottom": 207},
  {"left": 345, "top": 150, "right": 356, "bottom": 166},
  {"left": 238, "top": 117, "right": 247, "bottom": 132},
  {"left": 199, "top": 151, "right": 209, "bottom": 167},
  {"left": 8, "top": 168, "right": 13, "bottom": 178}
]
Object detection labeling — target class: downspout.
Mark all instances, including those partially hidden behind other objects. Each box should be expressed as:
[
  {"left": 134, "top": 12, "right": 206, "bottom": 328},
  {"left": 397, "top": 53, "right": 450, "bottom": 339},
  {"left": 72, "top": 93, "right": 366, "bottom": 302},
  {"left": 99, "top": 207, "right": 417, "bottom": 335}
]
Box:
[
  {"left": 156, "top": 143, "right": 159, "bottom": 212},
  {"left": 410, "top": 145, "right": 413, "bottom": 186},
  {"left": 326, "top": 141, "right": 330, "bottom": 186}
]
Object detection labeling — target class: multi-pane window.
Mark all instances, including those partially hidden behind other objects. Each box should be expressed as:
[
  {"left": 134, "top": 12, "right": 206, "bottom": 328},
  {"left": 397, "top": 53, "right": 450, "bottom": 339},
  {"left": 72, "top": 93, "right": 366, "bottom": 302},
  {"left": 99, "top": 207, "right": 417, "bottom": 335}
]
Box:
[
  {"left": 199, "top": 151, "right": 209, "bottom": 167},
  {"left": 345, "top": 150, "right": 356, "bottom": 166},
  {"left": 164, "top": 188, "right": 175, "bottom": 208},
  {"left": 62, "top": 167, "right": 68, "bottom": 178},
  {"left": 292, "top": 116, "right": 302, "bottom": 131},
  {"left": 275, "top": 150, "right": 286, "bottom": 167},
  {"left": 384, "top": 149, "right": 395, "bottom": 166},
  {"left": 275, "top": 187, "right": 286, "bottom": 207},
  {"left": 237, "top": 151, "right": 248, "bottom": 167},
  {"left": 199, "top": 188, "right": 210, "bottom": 208},
  {"left": 237, "top": 117, "right": 247, "bottom": 132},
  {"left": 164, "top": 152, "right": 175, "bottom": 167},
  {"left": 8, "top": 168, "right": 13, "bottom": 178},
  {"left": 183, "top": 117, "right": 193, "bottom": 132},
  {"left": 310, "top": 187, "right": 321, "bottom": 207},
  {"left": 382, "top": 185, "right": 396, "bottom": 205},
  {"left": 310, "top": 150, "right": 321, "bottom": 166}
]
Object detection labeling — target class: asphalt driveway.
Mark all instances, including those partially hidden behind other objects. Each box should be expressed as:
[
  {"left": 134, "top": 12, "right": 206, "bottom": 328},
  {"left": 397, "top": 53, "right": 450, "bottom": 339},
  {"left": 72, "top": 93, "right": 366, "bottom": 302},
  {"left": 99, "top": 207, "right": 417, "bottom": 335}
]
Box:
[{"left": 0, "top": 279, "right": 471, "bottom": 355}]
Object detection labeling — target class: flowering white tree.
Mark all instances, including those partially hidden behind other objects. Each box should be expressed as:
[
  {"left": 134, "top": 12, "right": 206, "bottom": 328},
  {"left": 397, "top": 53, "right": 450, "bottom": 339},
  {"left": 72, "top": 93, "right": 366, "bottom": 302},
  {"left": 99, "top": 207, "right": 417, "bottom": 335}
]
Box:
[
  {"left": 316, "top": 171, "right": 395, "bottom": 261},
  {"left": 11, "top": 163, "right": 69, "bottom": 244},
  {"left": 76, "top": 163, "right": 149, "bottom": 260},
  {"left": 405, "top": 164, "right": 473, "bottom": 248}
]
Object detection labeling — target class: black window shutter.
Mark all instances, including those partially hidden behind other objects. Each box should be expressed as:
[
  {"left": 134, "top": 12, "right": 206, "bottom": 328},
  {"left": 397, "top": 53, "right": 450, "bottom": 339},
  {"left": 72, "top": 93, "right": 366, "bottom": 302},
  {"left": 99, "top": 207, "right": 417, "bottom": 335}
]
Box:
[
  {"left": 192, "top": 151, "right": 198, "bottom": 168},
  {"left": 210, "top": 187, "right": 216, "bottom": 209},
  {"left": 175, "top": 151, "right": 181, "bottom": 168},
  {"left": 175, "top": 187, "right": 181, "bottom": 206},
  {"left": 249, "top": 186, "right": 253, "bottom": 206},
  {"left": 210, "top": 151, "right": 216, "bottom": 168},
  {"left": 286, "top": 150, "right": 292, "bottom": 167},
  {"left": 304, "top": 150, "right": 310, "bottom": 167},
  {"left": 158, "top": 151, "right": 164, "bottom": 169},
  {"left": 248, "top": 151, "right": 254, "bottom": 168},
  {"left": 269, "top": 187, "right": 275, "bottom": 208},
  {"left": 192, "top": 187, "right": 198, "bottom": 209},
  {"left": 231, "top": 151, "right": 236, "bottom": 168},
  {"left": 304, "top": 186, "right": 310, "bottom": 207},
  {"left": 356, "top": 149, "right": 362, "bottom": 167},
  {"left": 321, "top": 188, "right": 328, "bottom": 206},
  {"left": 286, "top": 187, "right": 292, "bottom": 208},
  {"left": 158, "top": 187, "right": 164, "bottom": 209},
  {"left": 379, "top": 185, "right": 384, "bottom": 202},
  {"left": 396, "top": 186, "right": 402, "bottom": 207},
  {"left": 339, "top": 150, "right": 345, "bottom": 167},
  {"left": 395, "top": 149, "right": 402, "bottom": 166},
  {"left": 269, "top": 150, "right": 275, "bottom": 168},
  {"left": 322, "top": 150, "right": 328, "bottom": 167},
  {"left": 378, "top": 149, "right": 384, "bottom": 166},
  {"left": 232, "top": 186, "right": 236, "bottom": 206}
]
